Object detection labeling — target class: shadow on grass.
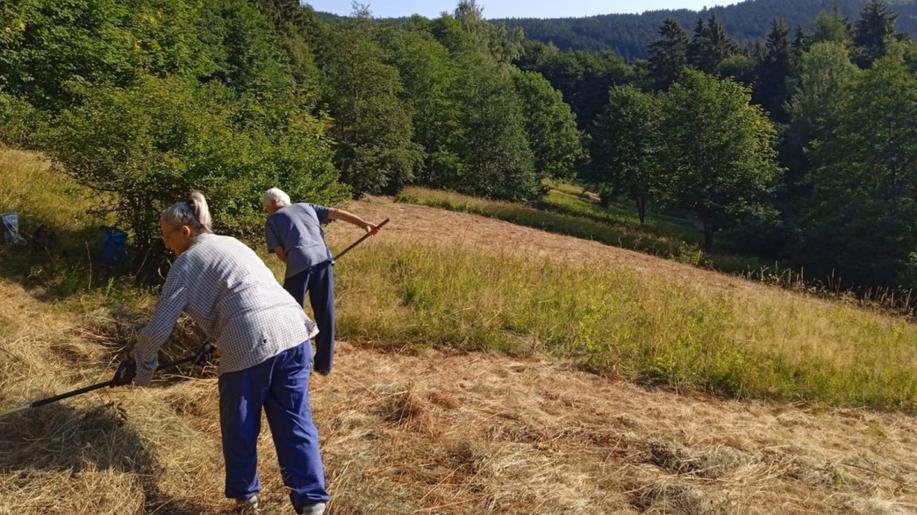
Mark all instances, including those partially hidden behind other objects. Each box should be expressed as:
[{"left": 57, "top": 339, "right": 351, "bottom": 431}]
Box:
[
  {"left": 0, "top": 402, "right": 210, "bottom": 514},
  {"left": 0, "top": 213, "right": 170, "bottom": 302}
]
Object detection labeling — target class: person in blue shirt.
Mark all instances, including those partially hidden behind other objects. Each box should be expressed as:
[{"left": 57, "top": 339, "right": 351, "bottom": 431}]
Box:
[{"left": 263, "top": 188, "right": 378, "bottom": 375}]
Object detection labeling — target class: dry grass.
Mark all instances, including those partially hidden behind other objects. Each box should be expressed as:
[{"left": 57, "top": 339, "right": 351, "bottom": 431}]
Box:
[{"left": 2, "top": 277, "right": 914, "bottom": 514}]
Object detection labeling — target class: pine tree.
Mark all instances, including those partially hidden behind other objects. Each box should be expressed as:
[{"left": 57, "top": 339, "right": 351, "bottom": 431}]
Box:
[
  {"left": 853, "top": 0, "right": 898, "bottom": 67},
  {"left": 648, "top": 17, "right": 688, "bottom": 91},
  {"left": 687, "top": 18, "right": 709, "bottom": 72},
  {"left": 812, "top": 8, "right": 851, "bottom": 46},
  {"left": 754, "top": 18, "right": 792, "bottom": 121},
  {"left": 687, "top": 15, "right": 739, "bottom": 74}
]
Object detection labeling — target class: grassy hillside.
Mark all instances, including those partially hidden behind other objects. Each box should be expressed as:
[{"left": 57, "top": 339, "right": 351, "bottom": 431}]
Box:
[
  {"left": 397, "top": 186, "right": 767, "bottom": 274},
  {"left": 0, "top": 147, "right": 915, "bottom": 512},
  {"left": 1, "top": 148, "right": 914, "bottom": 411}
]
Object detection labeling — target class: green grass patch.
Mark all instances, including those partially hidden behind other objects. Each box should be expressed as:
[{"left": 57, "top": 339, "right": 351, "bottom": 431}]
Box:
[{"left": 336, "top": 242, "right": 916, "bottom": 412}]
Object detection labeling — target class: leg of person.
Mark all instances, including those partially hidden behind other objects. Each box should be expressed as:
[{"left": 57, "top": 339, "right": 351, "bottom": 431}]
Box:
[
  {"left": 308, "top": 261, "right": 335, "bottom": 374},
  {"left": 263, "top": 342, "right": 330, "bottom": 513},
  {"left": 219, "top": 365, "right": 271, "bottom": 504},
  {"left": 283, "top": 268, "right": 311, "bottom": 307}
]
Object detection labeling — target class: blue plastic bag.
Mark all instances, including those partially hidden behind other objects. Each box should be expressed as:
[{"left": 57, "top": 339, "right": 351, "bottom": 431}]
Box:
[
  {"left": 1, "top": 212, "right": 25, "bottom": 244},
  {"left": 100, "top": 227, "right": 128, "bottom": 266}
]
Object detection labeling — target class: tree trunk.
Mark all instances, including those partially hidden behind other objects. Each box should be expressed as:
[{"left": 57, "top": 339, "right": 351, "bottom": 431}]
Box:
[
  {"left": 636, "top": 196, "right": 647, "bottom": 225},
  {"left": 701, "top": 214, "right": 714, "bottom": 252}
]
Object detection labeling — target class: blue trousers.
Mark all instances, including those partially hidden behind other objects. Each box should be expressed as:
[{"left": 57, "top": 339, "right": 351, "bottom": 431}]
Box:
[
  {"left": 218, "top": 342, "right": 330, "bottom": 509},
  {"left": 283, "top": 261, "right": 335, "bottom": 374}
]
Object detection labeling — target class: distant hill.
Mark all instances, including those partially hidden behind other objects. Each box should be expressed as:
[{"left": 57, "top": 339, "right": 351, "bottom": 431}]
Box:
[{"left": 494, "top": 0, "right": 917, "bottom": 59}]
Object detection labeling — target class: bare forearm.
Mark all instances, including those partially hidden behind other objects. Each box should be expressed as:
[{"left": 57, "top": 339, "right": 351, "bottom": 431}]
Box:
[{"left": 329, "top": 208, "right": 369, "bottom": 227}]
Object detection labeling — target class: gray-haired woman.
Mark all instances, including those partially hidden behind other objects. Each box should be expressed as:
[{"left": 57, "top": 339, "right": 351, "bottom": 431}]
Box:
[{"left": 129, "top": 192, "right": 329, "bottom": 514}]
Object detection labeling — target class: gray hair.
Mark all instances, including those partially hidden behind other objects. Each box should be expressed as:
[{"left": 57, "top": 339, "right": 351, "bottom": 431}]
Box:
[
  {"left": 160, "top": 191, "right": 213, "bottom": 235},
  {"left": 263, "top": 187, "right": 291, "bottom": 208}
]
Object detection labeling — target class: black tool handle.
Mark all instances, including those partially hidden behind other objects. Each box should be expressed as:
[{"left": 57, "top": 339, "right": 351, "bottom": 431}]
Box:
[{"left": 28, "top": 353, "right": 199, "bottom": 409}]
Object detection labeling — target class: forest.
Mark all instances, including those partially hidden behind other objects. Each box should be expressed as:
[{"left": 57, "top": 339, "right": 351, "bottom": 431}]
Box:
[
  {"left": 498, "top": 0, "right": 917, "bottom": 58},
  {"left": 1, "top": 0, "right": 915, "bottom": 293}
]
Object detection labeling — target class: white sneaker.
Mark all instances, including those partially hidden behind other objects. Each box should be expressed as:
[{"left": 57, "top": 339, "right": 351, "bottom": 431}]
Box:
[
  {"left": 233, "top": 495, "right": 259, "bottom": 514},
  {"left": 297, "top": 502, "right": 326, "bottom": 515}
]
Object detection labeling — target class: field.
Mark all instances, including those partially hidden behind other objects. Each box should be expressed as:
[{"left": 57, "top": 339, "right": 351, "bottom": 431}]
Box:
[{"left": 0, "top": 147, "right": 914, "bottom": 513}]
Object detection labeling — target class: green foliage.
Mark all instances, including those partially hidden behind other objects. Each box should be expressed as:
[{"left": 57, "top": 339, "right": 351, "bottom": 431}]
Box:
[
  {"left": 587, "top": 85, "right": 662, "bottom": 224},
  {"left": 799, "top": 51, "right": 917, "bottom": 287},
  {"left": 853, "top": 0, "right": 898, "bottom": 67},
  {"left": 648, "top": 17, "right": 688, "bottom": 91},
  {"left": 46, "top": 75, "right": 346, "bottom": 247},
  {"left": 687, "top": 16, "right": 740, "bottom": 74},
  {"left": 378, "top": 20, "right": 464, "bottom": 186},
  {"left": 254, "top": 0, "right": 323, "bottom": 100},
  {"left": 453, "top": 0, "right": 524, "bottom": 64},
  {"left": 0, "top": 0, "right": 208, "bottom": 112},
  {"left": 511, "top": 70, "right": 584, "bottom": 180},
  {"left": 753, "top": 18, "right": 793, "bottom": 121},
  {"left": 319, "top": 17, "right": 421, "bottom": 196},
  {"left": 515, "top": 43, "right": 639, "bottom": 130},
  {"left": 499, "top": 0, "right": 917, "bottom": 58},
  {"left": 0, "top": 91, "right": 43, "bottom": 147},
  {"left": 196, "top": 0, "right": 292, "bottom": 98},
  {"left": 811, "top": 8, "right": 852, "bottom": 46},
  {"left": 659, "top": 69, "right": 781, "bottom": 251},
  {"left": 783, "top": 42, "right": 858, "bottom": 194},
  {"left": 715, "top": 52, "right": 758, "bottom": 85},
  {"left": 450, "top": 51, "right": 538, "bottom": 201}
]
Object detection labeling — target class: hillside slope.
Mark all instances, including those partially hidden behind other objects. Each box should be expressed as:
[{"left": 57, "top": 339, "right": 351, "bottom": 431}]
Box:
[
  {"left": 0, "top": 196, "right": 915, "bottom": 514},
  {"left": 495, "top": 0, "right": 917, "bottom": 58}
]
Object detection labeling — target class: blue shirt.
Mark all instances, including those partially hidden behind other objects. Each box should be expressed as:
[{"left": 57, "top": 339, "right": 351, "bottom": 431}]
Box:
[{"left": 266, "top": 203, "right": 332, "bottom": 278}]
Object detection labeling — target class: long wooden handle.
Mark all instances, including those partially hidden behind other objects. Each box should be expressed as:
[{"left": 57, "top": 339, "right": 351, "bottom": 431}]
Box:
[{"left": 333, "top": 218, "right": 389, "bottom": 262}]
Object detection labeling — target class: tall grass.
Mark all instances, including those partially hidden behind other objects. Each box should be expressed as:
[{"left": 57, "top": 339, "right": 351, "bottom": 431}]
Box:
[
  {"left": 336, "top": 242, "right": 916, "bottom": 412},
  {"left": 0, "top": 146, "right": 131, "bottom": 296},
  {"left": 0, "top": 146, "right": 97, "bottom": 233}
]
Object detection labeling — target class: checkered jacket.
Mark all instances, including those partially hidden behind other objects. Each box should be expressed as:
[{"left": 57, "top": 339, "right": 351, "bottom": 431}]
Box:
[{"left": 134, "top": 234, "right": 317, "bottom": 384}]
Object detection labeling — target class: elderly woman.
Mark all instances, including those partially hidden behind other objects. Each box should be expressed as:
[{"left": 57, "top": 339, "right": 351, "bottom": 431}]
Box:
[
  {"left": 262, "top": 188, "right": 377, "bottom": 376},
  {"left": 130, "top": 192, "right": 329, "bottom": 515}
]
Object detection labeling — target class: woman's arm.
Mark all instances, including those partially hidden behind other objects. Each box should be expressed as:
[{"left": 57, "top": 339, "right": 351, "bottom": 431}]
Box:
[{"left": 132, "top": 267, "right": 188, "bottom": 385}]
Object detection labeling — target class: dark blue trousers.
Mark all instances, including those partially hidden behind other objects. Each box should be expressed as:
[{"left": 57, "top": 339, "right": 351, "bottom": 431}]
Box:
[
  {"left": 283, "top": 261, "right": 335, "bottom": 374},
  {"left": 218, "top": 342, "right": 330, "bottom": 509}
]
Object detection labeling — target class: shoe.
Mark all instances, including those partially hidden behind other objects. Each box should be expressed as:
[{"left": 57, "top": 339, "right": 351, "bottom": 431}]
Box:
[
  {"left": 233, "top": 495, "right": 259, "bottom": 514},
  {"left": 294, "top": 501, "right": 326, "bottom": 514},
  {"left": 290, "top": 500, "right": 325, "bottom": 515}
]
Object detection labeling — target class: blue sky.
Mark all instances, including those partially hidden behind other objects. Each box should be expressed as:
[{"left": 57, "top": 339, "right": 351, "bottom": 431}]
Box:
[{"left": 305, "top": 1, "right": 742, "bottom": 19}]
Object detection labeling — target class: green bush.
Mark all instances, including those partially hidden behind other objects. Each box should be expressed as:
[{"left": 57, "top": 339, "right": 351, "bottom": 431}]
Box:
[
  {"left": 0, "top": 92, "right": 44, "bottom": 148},
  {"left": 46, "top": 75, "right": 347, "bottom": 248}
]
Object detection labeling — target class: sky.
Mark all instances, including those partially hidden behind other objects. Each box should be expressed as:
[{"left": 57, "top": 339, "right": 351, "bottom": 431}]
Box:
[{"left": 305, "top": 1, "right": 742, "bottom": 19}]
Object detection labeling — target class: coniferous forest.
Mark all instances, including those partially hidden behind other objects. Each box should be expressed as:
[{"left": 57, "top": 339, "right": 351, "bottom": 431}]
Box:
[
  {"left": 1, "top": 0, "right": 915, "bottom": 294},
  {"left": 498, "top": 0, "right": 917, "bottom": 58}
]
